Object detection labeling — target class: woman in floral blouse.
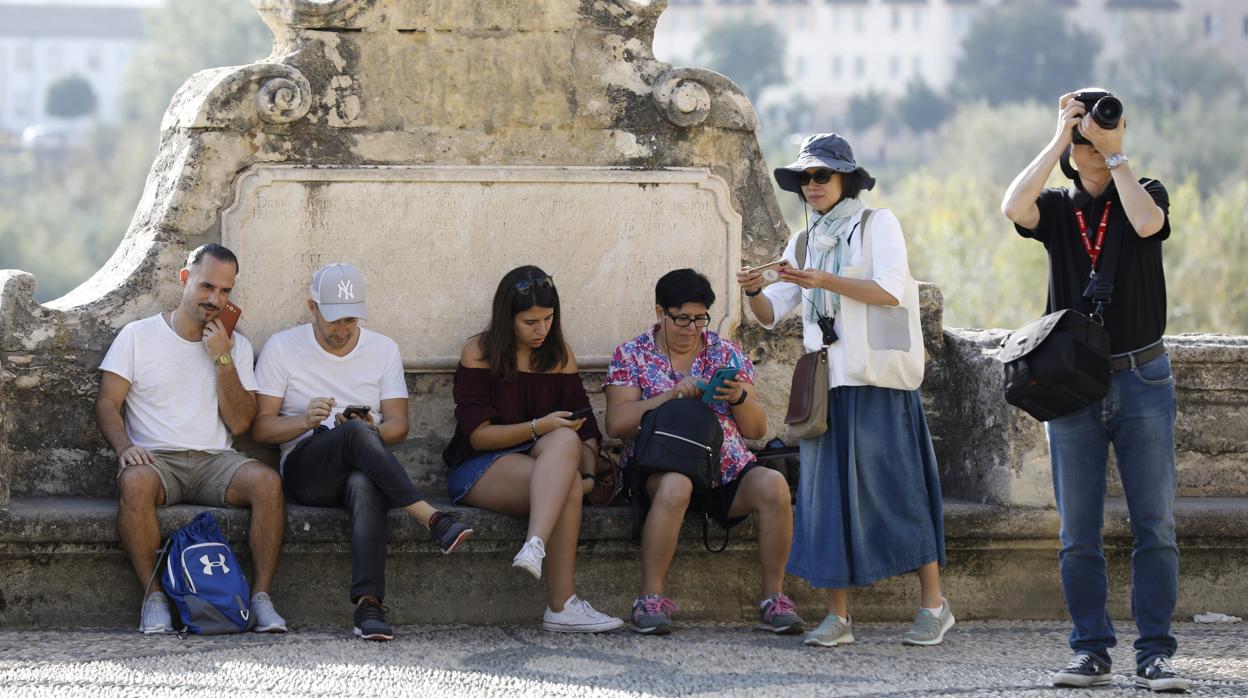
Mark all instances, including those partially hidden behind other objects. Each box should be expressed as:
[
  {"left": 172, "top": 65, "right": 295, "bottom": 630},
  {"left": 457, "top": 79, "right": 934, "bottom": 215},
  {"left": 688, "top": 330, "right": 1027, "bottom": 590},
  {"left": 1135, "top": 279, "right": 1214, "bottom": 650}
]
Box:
[{"left": 604, "top": 268, "right": 802, "bottom": 637}]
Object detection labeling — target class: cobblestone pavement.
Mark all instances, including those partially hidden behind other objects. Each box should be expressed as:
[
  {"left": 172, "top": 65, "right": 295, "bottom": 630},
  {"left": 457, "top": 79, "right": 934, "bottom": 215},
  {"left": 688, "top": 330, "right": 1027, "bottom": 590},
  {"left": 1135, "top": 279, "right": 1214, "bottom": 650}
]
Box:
[{"left": 0, "top": 621, "right": 1243, "bottom": 696}]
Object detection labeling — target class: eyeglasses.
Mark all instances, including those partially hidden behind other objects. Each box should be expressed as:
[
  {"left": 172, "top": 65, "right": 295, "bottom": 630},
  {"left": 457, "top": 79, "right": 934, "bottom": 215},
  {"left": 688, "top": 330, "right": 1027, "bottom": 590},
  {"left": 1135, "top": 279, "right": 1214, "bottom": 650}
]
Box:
[
  {"left": 514, "top": 275, "right": 554, "bottom": 295},
  {"left": 797, "top": 169, "right": 836, "bottom": 187},
  {"left": 665, "top": 310, "right": 711, "bottom": 328}
]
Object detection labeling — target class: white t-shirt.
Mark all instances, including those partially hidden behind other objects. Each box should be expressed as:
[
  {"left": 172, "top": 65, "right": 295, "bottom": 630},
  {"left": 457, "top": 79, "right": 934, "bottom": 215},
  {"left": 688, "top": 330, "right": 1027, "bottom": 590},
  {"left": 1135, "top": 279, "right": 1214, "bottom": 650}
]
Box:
[
  {"left": 99, "top": 313, "right": 259, "bottom": 451},
  {"left": 758, "top": 207, "right": 911, "bottom": 389},
  {"left": 254, "top": 324, "right": 408, "bottom": 465}
]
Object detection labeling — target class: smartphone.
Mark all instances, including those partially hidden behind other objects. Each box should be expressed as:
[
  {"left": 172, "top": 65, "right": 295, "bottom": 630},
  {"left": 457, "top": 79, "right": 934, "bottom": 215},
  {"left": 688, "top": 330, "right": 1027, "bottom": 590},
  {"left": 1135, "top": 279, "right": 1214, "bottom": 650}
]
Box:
[
  {"left": 747, "top": 259, "right": 790, "bottom": 285},
  {"left": 566, "top": 407, "right": 594, "bottom": 420},
  {"left": 700, "top": 366, "right": 741, "bottom": 405},
  {"left": 342, "top": 404, "right": 371, "bottom": 421},
  {"left": 218, "top": 302, "right": 242, "bottom": 337}
]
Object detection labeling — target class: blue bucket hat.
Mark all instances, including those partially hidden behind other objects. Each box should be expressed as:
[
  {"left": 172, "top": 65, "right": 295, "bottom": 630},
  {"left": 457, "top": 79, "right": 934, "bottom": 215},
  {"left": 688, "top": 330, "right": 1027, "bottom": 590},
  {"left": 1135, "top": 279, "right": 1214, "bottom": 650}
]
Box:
[{"left": 774, "top": 133, "right": 876, "bottom": 194}]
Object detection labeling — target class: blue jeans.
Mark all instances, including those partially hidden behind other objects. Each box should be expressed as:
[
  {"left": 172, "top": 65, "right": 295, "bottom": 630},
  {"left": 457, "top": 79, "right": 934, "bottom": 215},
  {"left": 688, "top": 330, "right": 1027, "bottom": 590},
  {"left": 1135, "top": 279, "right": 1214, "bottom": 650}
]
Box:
[{"left": 1046, "top": 352, "right": 1179, "bottom": 667}]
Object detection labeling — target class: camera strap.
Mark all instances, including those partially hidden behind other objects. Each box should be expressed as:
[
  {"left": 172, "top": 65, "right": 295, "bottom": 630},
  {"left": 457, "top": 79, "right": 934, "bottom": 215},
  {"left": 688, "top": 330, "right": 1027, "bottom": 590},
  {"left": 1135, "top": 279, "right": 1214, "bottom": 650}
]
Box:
[{"left": 1078, "top": 198, "right": 1125, "bottom": 324}]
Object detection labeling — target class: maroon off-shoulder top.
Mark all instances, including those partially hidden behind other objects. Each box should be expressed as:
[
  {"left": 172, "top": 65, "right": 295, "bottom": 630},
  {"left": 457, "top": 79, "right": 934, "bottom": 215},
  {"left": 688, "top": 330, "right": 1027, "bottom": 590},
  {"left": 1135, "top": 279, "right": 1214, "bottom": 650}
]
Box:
[{"left": 442, "top": 365, "right": 602, "bottom": 467}]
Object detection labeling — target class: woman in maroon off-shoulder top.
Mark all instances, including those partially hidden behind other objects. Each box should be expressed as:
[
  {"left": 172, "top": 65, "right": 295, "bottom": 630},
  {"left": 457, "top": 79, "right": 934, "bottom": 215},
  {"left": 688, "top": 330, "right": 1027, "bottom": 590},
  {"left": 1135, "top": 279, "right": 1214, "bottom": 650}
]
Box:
[{"left": 443, "top": 266, "right": 623, "bottom": 633}]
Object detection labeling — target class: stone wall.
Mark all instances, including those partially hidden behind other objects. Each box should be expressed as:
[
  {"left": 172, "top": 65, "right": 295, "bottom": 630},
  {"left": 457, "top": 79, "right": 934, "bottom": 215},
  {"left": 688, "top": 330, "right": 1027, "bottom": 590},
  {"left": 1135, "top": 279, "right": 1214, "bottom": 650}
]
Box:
[{"left": 1, "top": 0, "right": 1247, "bottom": 510}]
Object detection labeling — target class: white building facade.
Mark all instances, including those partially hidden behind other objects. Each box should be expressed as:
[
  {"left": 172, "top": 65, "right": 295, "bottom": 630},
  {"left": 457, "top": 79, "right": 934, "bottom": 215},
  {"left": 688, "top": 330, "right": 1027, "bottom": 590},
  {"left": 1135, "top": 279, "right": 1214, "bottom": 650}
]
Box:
[
  {"left": 654, "top": 0, "right": 1236, "bottom": 109},
  {"left": 0, "top": 2, "right": 149, "bottom": 135}
]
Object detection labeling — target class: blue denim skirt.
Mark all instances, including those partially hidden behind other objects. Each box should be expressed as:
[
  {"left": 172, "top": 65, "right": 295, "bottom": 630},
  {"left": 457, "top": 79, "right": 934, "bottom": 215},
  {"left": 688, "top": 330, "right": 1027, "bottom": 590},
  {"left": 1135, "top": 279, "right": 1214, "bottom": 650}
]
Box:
[
  {"left": 787, "top": 385, "right": 946, "bottom": 588},
  {"left": 446, "top": 443, "right": 534, "bottom": 505}
]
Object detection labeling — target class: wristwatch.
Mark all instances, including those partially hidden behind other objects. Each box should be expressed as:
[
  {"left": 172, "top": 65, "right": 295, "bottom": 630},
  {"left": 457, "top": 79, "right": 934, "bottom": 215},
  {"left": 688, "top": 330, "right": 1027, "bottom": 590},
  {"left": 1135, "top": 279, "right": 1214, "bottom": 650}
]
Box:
[
  {"left": 214, "top": 353, "right": 233, "bottom": 367},
  {"left": 1104, "top": 152, "right": 1128, "bottom": 170}
]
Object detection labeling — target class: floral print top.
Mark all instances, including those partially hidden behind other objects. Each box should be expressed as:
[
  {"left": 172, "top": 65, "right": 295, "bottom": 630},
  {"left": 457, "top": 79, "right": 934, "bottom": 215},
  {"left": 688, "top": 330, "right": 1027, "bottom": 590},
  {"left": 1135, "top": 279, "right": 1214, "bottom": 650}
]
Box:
[{"left": 606, "top": 325, "right": 757, "bottom": 487}]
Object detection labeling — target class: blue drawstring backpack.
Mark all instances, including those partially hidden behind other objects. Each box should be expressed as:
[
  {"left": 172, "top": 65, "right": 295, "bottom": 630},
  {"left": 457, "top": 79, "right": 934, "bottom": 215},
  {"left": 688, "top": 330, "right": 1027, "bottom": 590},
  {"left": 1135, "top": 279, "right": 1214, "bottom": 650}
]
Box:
[{"left": 160, "top": 511, "right": 255, "bottom": 634}]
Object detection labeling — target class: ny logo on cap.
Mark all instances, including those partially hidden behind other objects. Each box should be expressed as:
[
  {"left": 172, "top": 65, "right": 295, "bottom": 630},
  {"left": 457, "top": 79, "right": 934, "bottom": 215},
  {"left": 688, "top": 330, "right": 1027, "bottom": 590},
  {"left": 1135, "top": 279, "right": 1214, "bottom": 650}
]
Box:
[
  {"left": 200, "top": 553, "right": 230, "bottom": 576},
  {"left": 337, "top": 279, "right": 355, "bottom": 301}
]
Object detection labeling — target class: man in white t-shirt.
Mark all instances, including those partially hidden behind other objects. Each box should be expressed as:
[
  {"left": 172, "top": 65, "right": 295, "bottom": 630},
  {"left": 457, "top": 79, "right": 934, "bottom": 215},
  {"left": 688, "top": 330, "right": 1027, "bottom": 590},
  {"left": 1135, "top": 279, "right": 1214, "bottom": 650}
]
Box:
[
  {"left": 252, "top": 263, "right": 472, "bottom": 642},
  {"left": 95, "top": 244, "right": 287, "bottom": 635}
]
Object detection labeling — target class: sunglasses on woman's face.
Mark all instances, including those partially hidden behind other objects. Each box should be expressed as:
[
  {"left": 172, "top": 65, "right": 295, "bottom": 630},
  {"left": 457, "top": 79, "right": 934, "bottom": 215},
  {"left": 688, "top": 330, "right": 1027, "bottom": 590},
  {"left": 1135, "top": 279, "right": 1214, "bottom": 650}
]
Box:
[
  {"left": 514, "top": 275, "right": 554, "bottom": 295},
  {"left": 798, "top": 169, "right": 836, "bottom": 186}
]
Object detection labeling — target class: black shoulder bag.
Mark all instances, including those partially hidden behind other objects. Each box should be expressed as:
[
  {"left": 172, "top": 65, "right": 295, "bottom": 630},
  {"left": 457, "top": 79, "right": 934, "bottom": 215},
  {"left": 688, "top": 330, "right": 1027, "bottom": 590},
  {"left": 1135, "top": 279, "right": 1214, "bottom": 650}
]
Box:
[
  {"left": 1000, "top": 201, "right": 1123, "bottom": 422},
  {"left": 628, "top": 398, "right": 727, "bottom": 552}
]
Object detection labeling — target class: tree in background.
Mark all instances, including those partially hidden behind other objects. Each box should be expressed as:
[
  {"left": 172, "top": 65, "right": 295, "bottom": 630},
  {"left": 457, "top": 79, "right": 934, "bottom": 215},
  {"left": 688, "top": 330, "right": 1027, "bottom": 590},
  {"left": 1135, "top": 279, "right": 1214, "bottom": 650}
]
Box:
[
  {"left": 697, "top": 17, "right": 786, "bottom": 105},
  {"left": 1104, "top": 20, "right": 1247, "bottom": 117},
  {"left": 953, "top": 1, "right": 1097, "bottom": 105},
  {"left": 45, "top": 75, "right": 98, "bottom": 119},
  {"left": 896, "top": 78, "right": 951, "bottom": 134},
  {"left": 847, "top": 91, "right": 885, "bottom": 133},
  {"left": 0, "top": 0, "right": 272, "bottom": 303}
]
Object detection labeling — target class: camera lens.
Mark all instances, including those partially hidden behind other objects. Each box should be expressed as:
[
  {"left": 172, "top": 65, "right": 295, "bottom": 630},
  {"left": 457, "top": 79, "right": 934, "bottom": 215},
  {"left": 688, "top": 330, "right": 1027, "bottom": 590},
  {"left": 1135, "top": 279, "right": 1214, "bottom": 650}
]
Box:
[{"left": 1091, "top": 95, "right": 1122, "bottom": 130}]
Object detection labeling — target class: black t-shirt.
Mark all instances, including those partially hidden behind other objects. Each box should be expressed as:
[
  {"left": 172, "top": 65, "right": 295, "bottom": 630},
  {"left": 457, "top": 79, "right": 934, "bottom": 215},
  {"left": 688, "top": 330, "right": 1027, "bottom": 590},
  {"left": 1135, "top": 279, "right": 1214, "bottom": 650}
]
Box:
[{"left": 1015, "top": 178, "right": 1171, "bottom": 354}]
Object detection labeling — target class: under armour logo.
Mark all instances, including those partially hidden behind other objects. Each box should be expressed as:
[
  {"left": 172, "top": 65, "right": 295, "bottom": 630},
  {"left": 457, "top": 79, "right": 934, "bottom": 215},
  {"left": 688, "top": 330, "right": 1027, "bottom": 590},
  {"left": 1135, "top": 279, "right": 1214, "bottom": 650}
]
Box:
[
  {"left": 200, "top": 553, "right": 230, "bottom": 576},
  {"left": 337, "top": 279, "right": 355, "bottom": 300}
]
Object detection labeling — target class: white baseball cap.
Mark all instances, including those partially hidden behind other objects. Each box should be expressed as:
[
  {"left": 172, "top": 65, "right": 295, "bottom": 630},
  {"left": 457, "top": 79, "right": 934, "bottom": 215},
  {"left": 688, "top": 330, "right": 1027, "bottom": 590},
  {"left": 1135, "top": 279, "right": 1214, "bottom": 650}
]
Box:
[{"left": 310, "top": 263, "right": 368, "bottom": 322}]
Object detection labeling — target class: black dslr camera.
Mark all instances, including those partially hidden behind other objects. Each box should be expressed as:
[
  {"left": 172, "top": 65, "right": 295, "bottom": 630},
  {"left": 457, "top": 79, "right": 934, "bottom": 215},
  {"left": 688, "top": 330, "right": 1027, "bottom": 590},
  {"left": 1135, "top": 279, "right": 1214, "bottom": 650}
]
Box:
[{"left": 1071, "top": 90, "right": 1123, "bottom": 144}]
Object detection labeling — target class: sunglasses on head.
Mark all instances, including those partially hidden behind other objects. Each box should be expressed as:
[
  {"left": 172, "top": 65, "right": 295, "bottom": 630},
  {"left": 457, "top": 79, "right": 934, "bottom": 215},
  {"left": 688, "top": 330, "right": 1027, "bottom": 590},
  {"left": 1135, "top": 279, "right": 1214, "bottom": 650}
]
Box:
[
  {"left": 514, "top": 275, "right": 554, "bottom": 295},
  {"left": 798, "top": 169, "right": 836, "bottom": 186}
]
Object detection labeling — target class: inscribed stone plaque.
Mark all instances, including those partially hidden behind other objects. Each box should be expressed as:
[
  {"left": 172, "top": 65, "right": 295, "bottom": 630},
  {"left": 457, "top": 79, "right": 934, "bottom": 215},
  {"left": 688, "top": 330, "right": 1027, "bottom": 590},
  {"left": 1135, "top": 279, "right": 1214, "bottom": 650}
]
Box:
[{"left": 221, "top": 165, "right": 743, "bottom": 370}]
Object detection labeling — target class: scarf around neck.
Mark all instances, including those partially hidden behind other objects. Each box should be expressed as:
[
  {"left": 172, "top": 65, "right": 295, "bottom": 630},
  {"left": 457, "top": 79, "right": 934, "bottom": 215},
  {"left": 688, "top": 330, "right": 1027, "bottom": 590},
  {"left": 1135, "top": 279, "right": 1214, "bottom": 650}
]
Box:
[{"left": 804, "top": 196, "right": 865, "bottom": 326}]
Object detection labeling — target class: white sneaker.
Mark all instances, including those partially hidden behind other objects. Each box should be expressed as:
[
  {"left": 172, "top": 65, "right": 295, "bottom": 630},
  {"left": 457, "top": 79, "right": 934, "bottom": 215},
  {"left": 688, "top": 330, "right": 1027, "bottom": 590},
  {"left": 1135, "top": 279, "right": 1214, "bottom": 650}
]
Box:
[
  {"left": 251, "top": 592, "right": 288, "bottom": 633},
  {"left": 139, "top": 590, "right": 173, "bottom": 635},
  {"left": 512, "top": 536, "right": 545, "bottom": 580},
  {"left": 543, "top": 595, "right": 625, "bottom": 633}
]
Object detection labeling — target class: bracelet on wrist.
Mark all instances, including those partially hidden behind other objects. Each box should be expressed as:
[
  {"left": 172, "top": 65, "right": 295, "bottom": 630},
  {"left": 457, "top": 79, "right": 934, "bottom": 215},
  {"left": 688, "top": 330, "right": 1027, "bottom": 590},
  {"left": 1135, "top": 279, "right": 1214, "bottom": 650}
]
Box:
[
  {"left": 744, "top": 288, "right": 762, "bottom": 298},
  {"left": 729, "top": 389, "right": 748, "bottom": 407},
  {"left": 529, "top": 418, "right": 539, "bottom": 441}
]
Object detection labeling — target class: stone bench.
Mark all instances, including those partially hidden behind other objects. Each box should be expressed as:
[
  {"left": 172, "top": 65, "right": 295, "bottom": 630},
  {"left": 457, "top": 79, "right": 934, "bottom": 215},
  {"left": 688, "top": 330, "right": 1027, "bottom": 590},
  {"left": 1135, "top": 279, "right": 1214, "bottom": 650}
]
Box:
[{"left": 2, "top": 495, "right": 1245, "bottom": 628}]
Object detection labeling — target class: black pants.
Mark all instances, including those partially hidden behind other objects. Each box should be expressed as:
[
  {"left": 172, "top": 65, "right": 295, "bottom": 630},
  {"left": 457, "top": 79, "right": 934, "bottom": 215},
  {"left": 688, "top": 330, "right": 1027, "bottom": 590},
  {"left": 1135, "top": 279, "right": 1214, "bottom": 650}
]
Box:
[{"left": 283, "top": 419, "right": 425, "bottom": 603}]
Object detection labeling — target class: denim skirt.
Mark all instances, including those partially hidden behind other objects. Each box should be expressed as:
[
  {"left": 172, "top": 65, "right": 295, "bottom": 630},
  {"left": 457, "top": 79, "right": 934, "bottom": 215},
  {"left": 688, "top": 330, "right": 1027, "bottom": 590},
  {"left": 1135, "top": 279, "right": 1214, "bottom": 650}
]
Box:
[
  {"left": 447, "top": 443, "right": 534, "bottom": 505},
  {"left": 786, "top": 385, "right": 946, "bottom": 588}
]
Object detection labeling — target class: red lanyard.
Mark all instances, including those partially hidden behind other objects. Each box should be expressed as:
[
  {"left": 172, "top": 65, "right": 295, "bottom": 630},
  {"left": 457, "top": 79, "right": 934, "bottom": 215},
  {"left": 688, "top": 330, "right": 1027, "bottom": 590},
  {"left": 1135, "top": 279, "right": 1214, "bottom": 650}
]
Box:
[{"left": 1074, "top": 200, "right": 1113, "bottom": 271}]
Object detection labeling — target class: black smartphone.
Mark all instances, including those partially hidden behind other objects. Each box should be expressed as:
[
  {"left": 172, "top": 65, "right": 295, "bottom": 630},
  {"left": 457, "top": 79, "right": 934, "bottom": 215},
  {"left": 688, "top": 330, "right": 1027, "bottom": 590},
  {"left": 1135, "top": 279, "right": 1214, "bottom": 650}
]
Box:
[
  {"left": 567, "top": 407, "right": 594, "bottom": 420},
  {"left": 342, "top": 404, "right": 371, "bottom": 421}
]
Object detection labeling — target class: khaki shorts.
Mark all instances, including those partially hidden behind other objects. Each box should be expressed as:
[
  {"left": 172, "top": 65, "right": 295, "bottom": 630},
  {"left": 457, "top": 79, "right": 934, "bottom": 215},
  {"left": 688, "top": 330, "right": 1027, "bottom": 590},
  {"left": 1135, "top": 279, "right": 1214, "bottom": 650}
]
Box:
[{"left": 148, "top": 449, "right": 255, "bottom": 506}]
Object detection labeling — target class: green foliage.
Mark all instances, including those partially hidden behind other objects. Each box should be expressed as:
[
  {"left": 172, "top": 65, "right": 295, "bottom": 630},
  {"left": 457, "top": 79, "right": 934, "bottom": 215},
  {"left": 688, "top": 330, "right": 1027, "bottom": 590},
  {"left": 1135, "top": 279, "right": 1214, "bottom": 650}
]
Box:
[
  {"left": 0, "top": 0, "right": 271, "bottom": 303},
  {"left": 847, "top": 91, "right": 886, "bottom": 132},
  {"left": 953, "top": 1, "right": 1098, "bottom": 106},
  {"left": 1104, "top": 20, "right": 1247, "bottom": 116},
  {"left": 45, "top": 74, "right": 97, "bottom": 119},
  {"left": 1164, "top": 179, "right": 1248, "bottom": 333},
  {"left": 896, "top": 78, "right": 952, "bottom": 134},
  {"left": 697, "top": 18, "right": 786, "bottom": 105}
]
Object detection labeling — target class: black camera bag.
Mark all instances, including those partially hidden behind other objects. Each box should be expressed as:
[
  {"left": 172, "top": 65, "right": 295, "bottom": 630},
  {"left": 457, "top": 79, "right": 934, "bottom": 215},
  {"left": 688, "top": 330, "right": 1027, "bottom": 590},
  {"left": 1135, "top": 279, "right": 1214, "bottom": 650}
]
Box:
[
  {"left": 628, "top": 398, "right": 726, "bottom": 551},
  {"left": 1001, "top": 203, "right": 1124, "bottom": 422}
]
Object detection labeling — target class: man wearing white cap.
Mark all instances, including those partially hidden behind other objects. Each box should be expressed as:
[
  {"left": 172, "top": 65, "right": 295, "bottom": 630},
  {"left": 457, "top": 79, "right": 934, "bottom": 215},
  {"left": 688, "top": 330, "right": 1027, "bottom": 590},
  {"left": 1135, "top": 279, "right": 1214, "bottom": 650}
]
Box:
[{"left": 252, "top": 262, "right": 473, "bottom": 641}]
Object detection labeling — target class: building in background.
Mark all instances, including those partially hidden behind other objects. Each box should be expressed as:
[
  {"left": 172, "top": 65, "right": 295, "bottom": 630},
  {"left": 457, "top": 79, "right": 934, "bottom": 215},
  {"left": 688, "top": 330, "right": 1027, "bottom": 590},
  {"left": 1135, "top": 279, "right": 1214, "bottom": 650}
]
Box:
[
  {"left": 0, "top": 0, "right": 160, "bottom": 137},
  {"left": 654, "top": 0, "right": 1242, "bottom": 113}
]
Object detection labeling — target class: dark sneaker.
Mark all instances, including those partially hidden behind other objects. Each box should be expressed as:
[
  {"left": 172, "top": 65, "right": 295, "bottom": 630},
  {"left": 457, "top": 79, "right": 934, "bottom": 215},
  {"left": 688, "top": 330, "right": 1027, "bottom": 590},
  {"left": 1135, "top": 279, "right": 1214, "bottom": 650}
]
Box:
[
  {"left": 353, "top": 596, "right": 393, "bottom": 641},
  {"left": 429, "top": 511, "right": 473, "bottom": 554},
  {"left": 1136, "top": 655, "right": 1190, "bottom": 693},
  {"left": 757, "top": 592, "right": 805, "bottom": 635},
  {"left": 629, "top": 594, "right": 678, "bottom": 636},
  {"left": 1053, "top": 652, "right": 1112, "bottom": 688}
]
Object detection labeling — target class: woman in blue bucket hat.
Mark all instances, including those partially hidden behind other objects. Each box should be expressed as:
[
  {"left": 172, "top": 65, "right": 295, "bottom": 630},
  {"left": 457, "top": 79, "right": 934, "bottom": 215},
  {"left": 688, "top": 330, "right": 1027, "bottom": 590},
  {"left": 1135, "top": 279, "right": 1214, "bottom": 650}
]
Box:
[{"left": 738, "top": 133, "right": 953, "bottom": 648}]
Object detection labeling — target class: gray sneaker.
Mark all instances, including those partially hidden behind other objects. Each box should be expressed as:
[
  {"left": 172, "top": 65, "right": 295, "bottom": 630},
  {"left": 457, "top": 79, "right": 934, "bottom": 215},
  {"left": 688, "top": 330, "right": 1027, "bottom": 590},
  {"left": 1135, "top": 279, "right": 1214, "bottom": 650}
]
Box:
[
  {"left": 250, "top": 592, "right": 288, "bottom": 633},
  {"left": 803, "top": 612, "right": 854, "bottom": 647},
  {"left": 902, "top": 598, "right": 955, "bottom": 646},
  {"left": 757, "top": 592, "right": 805, "bottom": 635},
  {"left": 139, "top": 590, "right": 173, "bottom": 635},
  {"left": 629, "top": 594, "right": 678, "bottom": 636}
]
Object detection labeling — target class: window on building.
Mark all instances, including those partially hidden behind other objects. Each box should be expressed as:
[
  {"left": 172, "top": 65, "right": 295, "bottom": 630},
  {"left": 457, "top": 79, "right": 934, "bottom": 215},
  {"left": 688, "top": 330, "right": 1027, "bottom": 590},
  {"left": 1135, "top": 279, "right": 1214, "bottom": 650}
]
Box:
[
  {"left": 912, "top": 55, "right": 921, "bottom": 77},
  {"left": 1205, "top": 13, "right": 1222, "bottom": 40},
  {"left": 889, "top": 55, "right": 900, "bottom": 78},
  {"left": 855, "top": 55, "right": 866, "bottom": 79},
  {"left": 913, "top": 8, "right": 923, "bottom": 32},
  {"left": 891, "top": 7, "right": 901, "bottom": 31},
  {"left": 1242, "top": 14, "right": 1247, "bottom": 38},
  {"left": 87, "top": 46, "right": 102, "bottom": 71},
  {"left": 831, "top": 9, "right": 842, "bottom": 31},
  {"left": 854, "top": 8, "right": 865, "bottom": 31},
  {"left": 833, "top": 55, "right": 843, "bottom": 78},
  {"left": 47, "top": 46, "right": 63, "bottom": 73},
  {"left": 16, "top": 45, "right": 32, "bottom": 71},
  {"left": 796, "top": 55, "right": 807, "bottom": 77}
]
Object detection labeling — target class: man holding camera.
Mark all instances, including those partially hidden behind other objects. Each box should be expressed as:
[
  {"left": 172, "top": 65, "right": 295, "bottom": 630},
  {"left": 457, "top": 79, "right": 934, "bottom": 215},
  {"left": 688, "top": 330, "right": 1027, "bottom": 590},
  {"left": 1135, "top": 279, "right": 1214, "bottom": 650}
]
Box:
[
  {"left": 251, "top": 262, "right": 472, "bottom": 641},
  {"left": 1001, "top": 90, "right": 1186, "bottom": 693}
]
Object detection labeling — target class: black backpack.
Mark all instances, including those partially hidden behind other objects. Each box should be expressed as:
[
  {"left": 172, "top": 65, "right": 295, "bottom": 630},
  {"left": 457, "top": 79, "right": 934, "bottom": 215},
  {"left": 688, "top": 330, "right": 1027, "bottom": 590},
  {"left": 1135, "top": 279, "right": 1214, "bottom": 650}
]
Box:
[{"left": 629, "top": 398, "right": 726, "bottom": 550}]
